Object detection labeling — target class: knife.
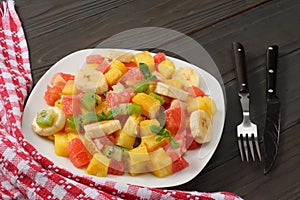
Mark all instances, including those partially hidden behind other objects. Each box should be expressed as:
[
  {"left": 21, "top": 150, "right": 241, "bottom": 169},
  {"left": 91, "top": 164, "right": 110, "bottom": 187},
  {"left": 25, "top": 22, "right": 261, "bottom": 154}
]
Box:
[{"left": 263, "top": 45, "right": 281, "bottom": 174}]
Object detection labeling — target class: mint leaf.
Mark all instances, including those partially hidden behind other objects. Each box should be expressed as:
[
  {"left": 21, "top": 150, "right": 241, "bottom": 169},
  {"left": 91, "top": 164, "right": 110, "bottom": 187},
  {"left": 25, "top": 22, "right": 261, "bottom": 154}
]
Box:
[
  {"left": 98, "top": 111, "right": 107, "bottom": 120},
  {"left": 148, "top": 75, "right": 157, "bottom": 81},
  {"left": 139, "top": 63, "right": 152, "bottom": 79},
  {"left": 107, "top": 107, "right": 122, "bottom": 120},
  {"left": 139, "top": 63, "right": 157, "bottom": 81},
  {"left": 151, "top": 125, "right": 178, "bottom": 149}
]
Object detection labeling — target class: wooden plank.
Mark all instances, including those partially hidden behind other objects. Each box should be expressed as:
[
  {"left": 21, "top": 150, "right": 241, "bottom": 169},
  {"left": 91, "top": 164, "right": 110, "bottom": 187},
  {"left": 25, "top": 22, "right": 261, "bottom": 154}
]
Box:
[
  {"left": 15, "top": 0, "right": 267, "bottom": 84},
  {"left": 16, "top": 0, "right": 268, "bottom": 39},
  {"left": 191, "top": 0, "right": 300, "bottom": 82}
]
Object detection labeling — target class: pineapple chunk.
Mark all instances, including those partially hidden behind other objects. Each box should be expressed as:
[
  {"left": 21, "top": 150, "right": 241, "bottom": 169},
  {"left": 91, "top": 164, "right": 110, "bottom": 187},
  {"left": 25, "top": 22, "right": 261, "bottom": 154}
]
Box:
[
  {"left": 128, "top": 160, "right": 149, "bottom": 175},
  {"left": 141, "top": 135, "right": 169, "bottom": 152},
  {"left": 149, "top": 147, "right": 172, "bottom": 177},
  {"left": 134, "top": 51, "right": 155, "bottom": 71},
  {"left": 110, "top": 59, "right": 127, "bottom": 74},
  {"left": 187, "top": 96, "right": 217, "bottom": 117},
  {"left": 54, "top": 132, "right": 78, "bottom": 157},
  {"left": 128, "top": 145, "right": 150, "bottom": 165},
  {"left": 104, "top": 68, "right": 123, "bottom": 86},
  {"left": 95, "top": 101, "right": 109, "bottom": 116},
  {"left": 132, "top": 93, "right": 160, "bottom": 119},
  {"left": 128, "top": 145, "right": 151, "bottom": 175},
  {"left": 163, "top": 79, "right": 184, "bottom": 89},
  {"left": 54, "top": 133, "right": 69, "bottom": 157},
  {"left": 86, "top": 153, "right": 111, "bottom": 177},
  {"left": 122, "top": 115, "right": 143, "bottom": 136},
  {"left": 115, "top": 130, "right": 136, "bottom": 149},
  {"left": 139, "top": 119, "right": 160, "bottom": 137},
  {"left": 68, "top": 132, "right": 78, "bottom": 142},
  {"left": 148, "top": 82, "right": 157, "bottom": 93},
  {"left": 62, "top": 80, "right": 76, "bottom": 95},
  {"left": 157, "top": 59, "right": 175, "bottom": 79}
]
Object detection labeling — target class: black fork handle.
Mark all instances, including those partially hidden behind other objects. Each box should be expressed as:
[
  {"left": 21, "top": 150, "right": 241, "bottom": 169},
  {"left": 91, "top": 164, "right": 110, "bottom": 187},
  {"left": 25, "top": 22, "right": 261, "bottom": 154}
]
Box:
[{"left": 232, "top": 42, "right": 249, "bottom": 94}]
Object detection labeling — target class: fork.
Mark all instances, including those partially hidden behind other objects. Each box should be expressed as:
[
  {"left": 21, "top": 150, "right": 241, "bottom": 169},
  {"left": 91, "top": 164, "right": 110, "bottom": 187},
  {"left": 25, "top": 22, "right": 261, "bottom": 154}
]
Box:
[{"left": 232, "top": 42, "right": 262, "bottom": 162}]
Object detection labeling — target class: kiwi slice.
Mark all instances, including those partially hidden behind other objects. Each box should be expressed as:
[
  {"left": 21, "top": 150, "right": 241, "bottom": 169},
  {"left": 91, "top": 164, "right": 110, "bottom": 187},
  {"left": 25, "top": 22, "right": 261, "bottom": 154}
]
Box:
[
  {"left": 36, "top": 109, "right": 55, "bottom": 127},
  {"left": 80, "top": 92, "right": 101, "bottom": 111}
]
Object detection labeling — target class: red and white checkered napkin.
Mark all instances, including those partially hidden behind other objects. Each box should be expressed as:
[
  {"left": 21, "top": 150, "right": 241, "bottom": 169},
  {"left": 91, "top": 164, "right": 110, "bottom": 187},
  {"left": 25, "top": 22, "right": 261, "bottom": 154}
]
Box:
[{"left": 0, "top": 1, "right": 242, "bottom": 199}]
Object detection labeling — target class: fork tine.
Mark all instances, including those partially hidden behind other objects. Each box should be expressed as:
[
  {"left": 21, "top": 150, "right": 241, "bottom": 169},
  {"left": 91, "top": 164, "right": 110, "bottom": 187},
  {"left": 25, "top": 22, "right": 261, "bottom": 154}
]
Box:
[
  {"left": 249, "top": 136, "right": 255, "bottom": 161},
  {"left": 238, "top": 137, "right": 244, "bottom": 161},
  {"left": 254, "top": 137, "right": 262, "bottom": 161},
  {"left": 243, "top": 136, "right": 249, "bottom": 162}
]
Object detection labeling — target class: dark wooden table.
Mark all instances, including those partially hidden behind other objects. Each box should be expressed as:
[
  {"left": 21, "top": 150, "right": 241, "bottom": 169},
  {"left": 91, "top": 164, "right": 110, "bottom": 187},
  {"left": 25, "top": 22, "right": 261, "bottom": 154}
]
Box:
[{"left": 15, "top": 0, "right": 300, "bottom": 199}]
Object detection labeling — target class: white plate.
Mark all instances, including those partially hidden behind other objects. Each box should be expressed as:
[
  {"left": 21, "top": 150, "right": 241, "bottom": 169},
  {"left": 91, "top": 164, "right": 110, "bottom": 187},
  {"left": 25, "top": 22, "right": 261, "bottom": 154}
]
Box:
[{"left": 22, "top": 48, "right": 225, "bottom": 188}]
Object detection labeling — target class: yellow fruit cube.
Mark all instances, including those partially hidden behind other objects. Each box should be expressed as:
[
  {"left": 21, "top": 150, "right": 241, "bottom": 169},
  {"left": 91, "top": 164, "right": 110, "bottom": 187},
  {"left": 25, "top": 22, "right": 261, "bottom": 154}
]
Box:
[
  {"left": 62, "top": 80, "right": 76, "bottom": 95},
  {"left": 139, "top": 119, "right": 160, "bottom": 137},
  {"left": 110, "top": 59, "right": 127, "bottom": 74},
  {"left": 54, "top": 133, "right": 69, "bottom": 157},
  {"left": 122, "top": 115, "right": 143, "bottom": 136},
  {"left": 115, "top": 130, "right": 136, "bottom": 149},
  {"left": 95, "top": 101, "right": 108, "bottom": 116},
  {"left": 132, "top": 93, "right": 160, "bottom": 119},
  {"left": 128, "top": 145, "right": 151, "bottom": 175},
  {"left": 68, "top": 132, "right": 78, "bottom": 142},
  {"left": 157, "top": 59, "right": 175, "bottom": 78},
  {"left": 134, "top": 51, "right": 155, "bottom": 71},
  {"left": 128, "top": 160, "right": 149, "bottom": 175},
  {"left": 148, "top": 82, "right": 157, "bottom": 93},
  {"left": 187, "top": 96, "right": 217, "bottom": 117},
  {"left": 104, "top": 68, "right": 123, "bottom": 86},
  {"left": 141, "top": 135, "right": 169, "bottom": 152},
  {"left": 128, "top": 145, "right": 150, "bottom": 165},
  {"left": 163, "top": 79, "right": 184, "bottom": 89},
  {"left": 149, "top": 147, "right": 172, "bottom": 177},
  {"left": 86, "top": 153, "right": 111, "bottom": 177}
]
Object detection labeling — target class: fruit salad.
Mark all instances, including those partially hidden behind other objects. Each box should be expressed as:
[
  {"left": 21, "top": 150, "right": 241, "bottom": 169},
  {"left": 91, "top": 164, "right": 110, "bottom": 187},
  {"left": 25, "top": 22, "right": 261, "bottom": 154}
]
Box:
[{"left": 32, "top": 50, "right": 217, "bottom": 178}]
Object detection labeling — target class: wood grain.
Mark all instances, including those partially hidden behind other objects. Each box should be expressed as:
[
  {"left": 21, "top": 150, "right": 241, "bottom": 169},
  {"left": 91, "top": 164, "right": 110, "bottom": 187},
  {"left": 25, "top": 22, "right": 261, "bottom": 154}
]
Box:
[{"left": 15, "top": 0, "right": 268, "bottom": 84}]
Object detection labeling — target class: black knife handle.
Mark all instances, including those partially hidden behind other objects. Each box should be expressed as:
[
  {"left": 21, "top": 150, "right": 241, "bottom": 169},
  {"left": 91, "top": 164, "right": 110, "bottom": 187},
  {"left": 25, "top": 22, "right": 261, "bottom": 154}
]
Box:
[
  {"left": 266, "top": 45, "right": 279, "bottom": 99},
  {"left": 232, "top": 42, "right": 249, "bottom": 94}
]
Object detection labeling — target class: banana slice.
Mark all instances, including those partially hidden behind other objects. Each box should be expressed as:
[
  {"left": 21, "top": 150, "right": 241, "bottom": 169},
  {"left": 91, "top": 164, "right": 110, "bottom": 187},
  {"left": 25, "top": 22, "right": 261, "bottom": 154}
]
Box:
[
  {"left": 75, "top": 68, "right": 108, "bottom": 94},
  {"left": 172, "top": 67, "right": 200, "bottom": 88},
  {"left": 32, "top": 107, "right": 66, "bottom": 136},
  {"left": 154, "top": 82, "right": 189, "bottom": 101},
  {"left": 101, "top": 50, "right": 134, "bottom": 63},
  {"left": 189, "top": 110, "right": 212, "bottom": 144},
  {"left": 84, "top": 120, "right": 121, "bottom": 139}
]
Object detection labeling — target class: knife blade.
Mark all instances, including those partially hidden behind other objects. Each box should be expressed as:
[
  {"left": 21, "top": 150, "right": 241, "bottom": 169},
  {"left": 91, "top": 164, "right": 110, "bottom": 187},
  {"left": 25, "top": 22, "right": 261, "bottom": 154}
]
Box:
[{"left": 263, "top": 45, "right": 281, "bottom": 174}]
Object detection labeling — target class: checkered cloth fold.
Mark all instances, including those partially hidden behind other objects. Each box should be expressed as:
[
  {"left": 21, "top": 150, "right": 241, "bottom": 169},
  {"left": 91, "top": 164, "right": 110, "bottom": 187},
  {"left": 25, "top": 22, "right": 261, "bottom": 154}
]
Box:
[{"left": 0, "top": 1, "right": 242, "bottom": 199}]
